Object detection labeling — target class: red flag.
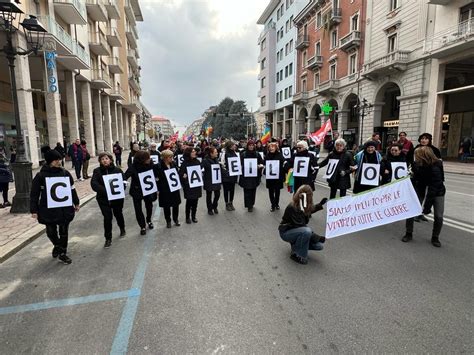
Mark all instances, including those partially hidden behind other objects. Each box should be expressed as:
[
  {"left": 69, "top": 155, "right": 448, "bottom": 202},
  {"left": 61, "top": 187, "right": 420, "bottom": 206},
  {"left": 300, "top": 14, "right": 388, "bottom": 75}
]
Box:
[
  {"left": 307, "top": 120, "right": 332, "bottom": 146},
  {"left": 170, "top": 131, "right": 179, "bottom": 142}
]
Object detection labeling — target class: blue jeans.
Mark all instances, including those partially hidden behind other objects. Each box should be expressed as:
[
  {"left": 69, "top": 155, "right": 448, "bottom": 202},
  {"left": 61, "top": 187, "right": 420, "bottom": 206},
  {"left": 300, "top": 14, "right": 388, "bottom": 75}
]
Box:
[{"left": 279, "top": 226, "right": 312, "bottom": 258}]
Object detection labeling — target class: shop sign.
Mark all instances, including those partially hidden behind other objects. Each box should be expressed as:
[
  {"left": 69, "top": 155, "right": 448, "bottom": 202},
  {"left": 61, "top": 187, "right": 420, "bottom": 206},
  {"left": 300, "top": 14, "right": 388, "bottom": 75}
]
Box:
[
  {"left": 383, "top": 120, "right": 399, "bottom": 127},
  {"left": 44, "top": 50, "right": 58, "bottom": 93},
  {"left": 5, "top": 129, "right": 17, "bottom": 136},
  {"left": 442, "top": 114, "right": 449, "bottom": 123}
]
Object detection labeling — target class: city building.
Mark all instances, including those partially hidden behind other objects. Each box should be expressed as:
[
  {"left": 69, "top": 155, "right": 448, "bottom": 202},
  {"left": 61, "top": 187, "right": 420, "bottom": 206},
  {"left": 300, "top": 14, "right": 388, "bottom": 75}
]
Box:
[
  {"left": 184, "top": 117, "right": 205, "bottom": 137},
  {"left": 151, "top": 115, "right": 173, "bottom": 140},
  {"left": 0, "top": 0, "right": 147, "bottom": 167},
  {"left": 257, "top": 0, "right": 310, "bottom": 143}
]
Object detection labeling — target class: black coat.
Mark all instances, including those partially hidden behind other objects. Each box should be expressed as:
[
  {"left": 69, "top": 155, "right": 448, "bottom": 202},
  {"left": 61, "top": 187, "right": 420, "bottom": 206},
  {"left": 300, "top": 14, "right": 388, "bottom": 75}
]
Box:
[
  {"left": 91, "top": 163, "right": 125, "bottom": 206},
  {"left": 288, "top": 150, "right": 319, "bottom": 191},
  {"left": 156, "top": 162, "right": 181, "bottom": 208},
  {"left": 179, "top": 158, "right": 203, "bottom": 200},
  {"left": 221, "top": 150, "right": 239, "bottom": 184},
  {"left": 279, "top": 202, "right": 324, "bottom": 232},
  {"left": 124, "top": 161, "right": 158, "bottom": 201},
  {"left": 264, "top": 151, "right": 285, "bottom": 189},
  {"left": 412, "top": 161, "right": 446, "bottom": 206},
  {"left": 407, "top": 144, "right": 441, "bottom": 165},
  {"left": 202, "top": 157, "right": 222, "bottom": 191},
  {"left": 239, "top": 150, "right": 263, "bottom": 189},
  {"left": 30, "top": 165, "right": 79, "bottom": 225},
  {"left": 127, "top": 151, "right": 136, "bottom": 168},
  {"left": 380, "top": 153, "right": 406, "bottom": 185},
  {"left": 319, "top": 150, "right": 354, "bottom": 190}
]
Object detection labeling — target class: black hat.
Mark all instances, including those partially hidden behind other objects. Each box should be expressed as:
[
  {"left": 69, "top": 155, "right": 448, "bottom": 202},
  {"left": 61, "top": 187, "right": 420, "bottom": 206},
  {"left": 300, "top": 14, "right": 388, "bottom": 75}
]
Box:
[
  {"left": 45, "top": 149, "right": 62, "bottom": 165},
  {"left": 365, "top": 141, "right": 377, "bottom": 148},
  {"left": 418, "top": 133, "right": 432, "bottom": 143}
]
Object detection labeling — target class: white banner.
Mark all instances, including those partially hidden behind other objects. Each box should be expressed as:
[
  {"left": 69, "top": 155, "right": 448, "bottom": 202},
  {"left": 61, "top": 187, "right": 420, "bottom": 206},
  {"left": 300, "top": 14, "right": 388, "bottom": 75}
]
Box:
[
  {"left": 325, "top": 178, "right": 422, "bottom": 238},
  {"left": 165, "top": 167, "right": 182, "bottom": 192},
  {"left": 227, "top": 157, "right": 241, "bottom": 176},
  {"left": 293, "top": 156, "right": 310, "bottom": 177},
  {"left": 391, "top": 162, "right": 408, "bottom": 181},
  {"left": 150, "top": 154, "right": 160, "bottom": 165},
  {"left": 360, "top": 163, "right": 380, "bottom": 186},
  {"left": 243, "top": 158, "right": 258, "bottom": 177},
  {"left": 322, "top": 159, "right": 340, "bottom": 180},
  {"left": 138, "top": 170, "right": 158, "bottom": 196},
  {"left": 186, "top": 165, "right": 203, "bottom": 188},
  {"left": 177, "top": 154, "right": 184, "bottom": 167},
  {"left": 45, "top": 176, "right": 73, "bottom": 208},
  {"left": 103, "top": 173, "right": 125, "bottom": 201},
  {"left": 211, "top": 164, "right": 222, "bottom": 184},
  {"left": 281, "top": 147, "right": 291, "bottom": 159},
  {"left": 265, "top": 160, "right": 280, "bottom": 180}
]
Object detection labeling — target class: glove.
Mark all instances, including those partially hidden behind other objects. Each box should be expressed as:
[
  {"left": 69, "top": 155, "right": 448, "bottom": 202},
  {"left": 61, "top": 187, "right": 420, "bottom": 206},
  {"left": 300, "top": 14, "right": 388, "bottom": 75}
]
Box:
[
  {"left": 340, "top": 171, "right": 346, "bottom": 177},
  {"left": 319, "top": 197, "right": 328, "bottom": 206}
]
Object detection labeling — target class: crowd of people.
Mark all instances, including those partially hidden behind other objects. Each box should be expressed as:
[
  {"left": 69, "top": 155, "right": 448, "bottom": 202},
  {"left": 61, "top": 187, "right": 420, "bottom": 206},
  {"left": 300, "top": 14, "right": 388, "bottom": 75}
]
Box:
[{"left": 28, "top": 131, "right": 447, "bottom": 265}]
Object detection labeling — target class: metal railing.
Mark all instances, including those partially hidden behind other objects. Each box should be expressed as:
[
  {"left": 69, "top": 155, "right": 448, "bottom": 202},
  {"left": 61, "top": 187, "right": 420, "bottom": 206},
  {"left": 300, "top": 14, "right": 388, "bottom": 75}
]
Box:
[
  {"left": 53, "top": 0, "right": 87, "bottom": 20},
  {"left": 340, "top": 30, "right": 361, "bottom": 47},
  {"left": 109, "top": 55, "right": 123, "bottom": 68},
  {"left": 424, "top": 18, "right": 474, "bottom": 52},
  {"left": 293, "top": 91, "right": 308, "bottom": 101},
  {"left": 89, "top": 30, "right": 108, "bottom": 47},
  {"left": 91, "top": 68, "right": 111, "bottom": 85},
  {"left": 363, "top": 50, "right": 410, "bottom": 72},
  {"left": 307, "top": 55, "right": 323, "bottom": 68}
]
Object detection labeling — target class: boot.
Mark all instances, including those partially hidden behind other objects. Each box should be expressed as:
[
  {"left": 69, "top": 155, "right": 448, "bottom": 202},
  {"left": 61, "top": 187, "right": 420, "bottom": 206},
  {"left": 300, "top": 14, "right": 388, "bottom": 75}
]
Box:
[
  {"left": 402, "top": 233, "right": 413, "bottom": 242},
  {"left": 431, "top": 237, "right": 441, "bottom": 247},
  {"left": 226, "top": 203, "right": 232, "bottom": 211},
  {"left": 230, "top": 202, "right": 235, "bottom": 211}
]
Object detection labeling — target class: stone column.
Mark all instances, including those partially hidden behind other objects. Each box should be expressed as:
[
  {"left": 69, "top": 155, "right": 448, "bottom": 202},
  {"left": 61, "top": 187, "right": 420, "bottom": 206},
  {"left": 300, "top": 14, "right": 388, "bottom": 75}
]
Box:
[
  {"left": 123, "top": 107, "right": 129, "bottom": 145},
  {"left": 102, "top": 94, "right": 113, "bottom": 153},
  {"left": 81, "top": 82, "right": 95, "bottom": 157},
  {"left": 65, "top": 71, "right": 79, "bottom": 143},
  {"left": 92, "top": 90, "right": 104, "bottom": 152},
  {"left": 43, "top": 56, "right": 63, "bottom": 149},
  {"left": 110, "top": 100, "right": 118, "bottom": 145},
  {"left": 117, "top": 104, "right": 124, "bottom": 145},
  {"left": 338, "top": 109, "right": 350, "bottom": 133},
  {"left": 282, "top": 108, "right": 288, "bottom": 139}
]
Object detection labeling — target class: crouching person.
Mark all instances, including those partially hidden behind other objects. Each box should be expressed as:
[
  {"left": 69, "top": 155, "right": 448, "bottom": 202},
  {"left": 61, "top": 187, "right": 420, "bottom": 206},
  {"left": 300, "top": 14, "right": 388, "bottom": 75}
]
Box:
[
  {"left": 30, "top": 149, "right": 80, "bottom": 264},
  {"left": 278, "top": 185, "right": 327, "bottom": 265}
]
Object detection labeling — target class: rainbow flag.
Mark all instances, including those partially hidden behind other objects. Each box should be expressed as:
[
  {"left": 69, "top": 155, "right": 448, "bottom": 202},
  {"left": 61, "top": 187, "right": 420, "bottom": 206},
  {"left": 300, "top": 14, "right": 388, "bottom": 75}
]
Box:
[{"left": 261, "top": 124, "right": 271, "bottom": 145}]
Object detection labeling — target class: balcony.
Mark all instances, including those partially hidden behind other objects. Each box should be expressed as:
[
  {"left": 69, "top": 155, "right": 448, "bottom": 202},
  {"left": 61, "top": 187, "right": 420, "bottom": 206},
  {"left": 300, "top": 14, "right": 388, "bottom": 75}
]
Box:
[
  {"left": 89, "top": 31, "right": 110, "bottom": 56},
  {"left": 124, "top": 98, "right": 140, "bottom": 113},
  {"left": 127, "top": 48, "right": 139, "bottom": 69},
  {"left": 340, "top": 30, "right": 361, "bottom": 52},
  {"left": 306, "top": 55, "right": 323, "bottom": 70},
  {"left": 363, "top": 50, "right": 410, "bottom": 78},
  {"left": 106, "top": 27, "right": 122, "bottom": 47},
  {"left": 108, "top": 85, "right": 125, "bottom": 101},
  {"left": 330, "top": 8, "right": 342, "bottom": 25},
  {"left": 296, "top": 35, "right": 310, "bottom": 50},
  {"left": 317, "top": 79, "right": 340, "bottom": 95},
  {"left": 91, "top": 69, "right": 112, "bottom": 89},
  {"left": 424, "top": 18, "right": 474, "bottom": 58},
  {"left": 37, "top": 16, "right": 90, "bottom": 70},
  {"left": 427, "top": 0, "right": 450, "bottom": 4},
  {"left": 126, "top": 24, "right": 138, "bottom": 49},
  {"left": 125, "top": 0, "right": 137, "bottom": 26},
  {"left": 293, "top": 91, "right": 308, "bottom": 103},
  {"left": 86, "top": 0, "right": 108, "bottom": 22},
  {"left": 108, "top": 56, "right": 124, "bottom": 74},
  {"left": 53, "top": 0, "right": 87, "bottom": 24},
  {"left": 105, "top": 0, "right": 121, "bottom": 19},
  {"left": 128, "top": 74, "right": 141, "bottom": 94}
]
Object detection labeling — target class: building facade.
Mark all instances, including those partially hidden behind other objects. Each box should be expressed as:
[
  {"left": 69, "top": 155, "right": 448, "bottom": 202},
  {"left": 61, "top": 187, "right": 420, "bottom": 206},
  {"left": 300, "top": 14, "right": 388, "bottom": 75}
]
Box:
[
  {"left": 0, "top": 0, "right": 147, "bottom": 167},
  {"left": 151, "top": 116, "right": 173, "bottom": 140}
]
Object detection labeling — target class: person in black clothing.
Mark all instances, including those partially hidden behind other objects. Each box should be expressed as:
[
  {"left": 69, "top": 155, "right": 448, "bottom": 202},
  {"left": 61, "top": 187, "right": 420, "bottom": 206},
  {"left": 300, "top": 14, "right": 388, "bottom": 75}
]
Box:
[
  {"left": 264, "top": 142, "right": 285, "bottom": 211},
  {"left": 127, "top": 142, "right": 140, "bottom": 168},
  {"left": 402, "top": 146, "right": 446, "bottom": 247},
  {"left": 255, "top": 140, "right": 264, "bottom": 153},
  {"left": 0, "top": 155, "right": 12, "bottom": 207},
  {"left": 30, "top": 149, "right": 80, "bottom": 264},
  {"left": 113, "top": 141, "right": 123, "bottom": 167},
  {"left": 278, "top": 185, "right": 327, "bottom": 265},
  {"left": 288, "top": 140, "right": 319, "bottom": 192},
  {"left": 239, "top": 140, "right": 264, "bottom": 212},
  {"left": 124, "top": 150, "right": 157, "bottom": 235},
  {"left": 156, "top": 149, "right": 181, "bottom": 228},
  {"left": 54, "top": 142, "right": 66, "bottom": 167},
  {"left": 179, "top": 147, "right": 202, "bottom": 224},
  {"left": 353, "top": 141, "right": 382, "bottom": 194},
  {"left": 202, "top": 146, "right": 222, "bottom": 215},
  {"left": 149, "top": 143, "right": 160, "bottom": 163},
  {"left": 221, "top": 140, "right": 238, "bottom": 211},
  {"left": 380, "top": 144, "right": 406, "bottom": 185},
  {"left": 407, "top": 132, "right": 442, "bottom": 165},
  {"left": 68, "top": 138, "right": 84, "bottom": 181},
  {"left": 319, "top": 138, "right": 355, "bottom": 199},
  {"left": 91, "top": 152, "right": 126, "bottom": 248}
]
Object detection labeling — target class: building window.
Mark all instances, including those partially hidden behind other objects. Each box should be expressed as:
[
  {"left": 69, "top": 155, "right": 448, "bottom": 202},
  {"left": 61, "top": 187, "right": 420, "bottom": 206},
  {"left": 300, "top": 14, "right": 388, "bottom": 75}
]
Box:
[
  {"left": 351, "top": 14, "right": 359, "bottom": 31},
  {"left": 349, "top": 53, "right": 357, "bottom": 74},
  {"left": 388, "top": 34, "right": 397, "bottom": 53},
  {"left": 260, "top": 38, "right": 266, "bottom": 51},
  {"left": 302, "top": 79, "right": 307, "bottom": 92},
  {"left": 285, "top": 65, "right": 289, "bottom": 77},
  {"left": 289, "top": 39, "right": 293, "bottom": 52},
  {"left": 285, "top": 88, "right": 288, "bottom": 99},
  {"left": 289, "top": 86, "right": 293, "bottom": 96},
  {"left": 286, "top": 0, "right": 290, "bottom": 10},
  {"left": 285, "top": 43, "right": 289, "bottom": 55},
  {"left": 331, "top": 30, "right": 338, "bottom": 49},
  {"left": 315, "top": 42, "right": 321, "bottom": 56},
  {"left": 277, "top": 8, "right": 281, "bottom": 20},
  {"left": 330, "top": 63, "right": 337, "bottom": 80},
  {"left": 280, "top": 69, "right": 283, "bottom": 80},
  {"left": 261, "top": 77, "right": 266, "bottom": 89},
  {"left": 289, "top": 63, "right": 293, "bottom": 75},
  {"left": 280, "top": 4, "right": 284, "bottom": 16},
  {"left": 314, "top": 72, "right": 320, "bottom": 88},
  {"left": 276, "top": 93, "right": 279, "bottom": 103},
  {"left": 261, "top": 96, "right": 266, "bottom": 107},
  {"left": 261, "top": 58, "right": 266, "bottom": 70},
  {"left": 302, "top": 51, "right": 307, "bottom": 68},
  {"left": 276, "top": 72, "right": 280, "bottom": 82},
  {"left": 286, "top": 20, "right": 289, "bottom": 33},
  {"left": 289, "top": 16, "right": 293, "bottom": 29},
  {"left": 460, "top": 3, "right": 474, "bottom": 22},
  {"left": 316, "top": 11, "right": 322, "bottom": 28},
  {"left": 389, "top": 0, "right": 399, "bottom": 11}
]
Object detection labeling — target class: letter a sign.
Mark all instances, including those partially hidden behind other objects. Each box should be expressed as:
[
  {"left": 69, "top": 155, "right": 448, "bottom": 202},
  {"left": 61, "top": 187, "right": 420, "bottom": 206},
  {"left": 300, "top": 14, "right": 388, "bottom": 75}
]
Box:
[
  {"left": 165, "top": 168, "right": 182, "bottom": 192},
  {"left": 265, "top": 160, "right": 280, "bottom": 180},
  {"left": 186, "top": 165, "right": 203, "bottom": 188},
  {"left": 103, "top": 173, "right": 125, "bottom": 201},
  {"left": 322, "top": 159, "right": 340, "bottom": 179},
  {"left": 138, "top": 170, "right": 158, "bottom": 196},
  {"left": 360, "top": 163, "right": 380, "bottom": 186},
  {"left": 293, "top": 157, "right": 310, "bottom": 177},
  {"left": 45, "top": 176, "right": 73, "bottom": 208}
]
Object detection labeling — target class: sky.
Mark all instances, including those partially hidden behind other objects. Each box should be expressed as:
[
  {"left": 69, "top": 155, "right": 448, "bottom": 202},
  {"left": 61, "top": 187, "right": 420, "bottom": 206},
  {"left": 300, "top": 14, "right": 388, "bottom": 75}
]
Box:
[{"left": 137, "top": 0, "right": 270, "bottom": 130}]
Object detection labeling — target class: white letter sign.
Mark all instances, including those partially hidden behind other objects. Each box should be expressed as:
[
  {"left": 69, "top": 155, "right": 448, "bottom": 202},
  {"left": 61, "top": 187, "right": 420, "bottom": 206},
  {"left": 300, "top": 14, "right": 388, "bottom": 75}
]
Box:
[
  {"left": 186, "top": 165, "right": 203, "bottom": 188},
  {"left": 360, "top": 163, "right": 380, "bottom": 186},
  {"left": 322, "top": 159, "right": 340, "bottom": 180},
  {"left": 165, "top": 168, "right": 182, "bottom": 192},
  {"left": 103, "top": 173, "right": 125, "bottom": 201},
  {"left": 293, "top": 156, "right": 310, "bottom": 177},
  {"left": 150, "top": 154, "right": 159, "bottom": 165},
  {"left": 265, "top": 160, "right": 280, "bottom": 180},
  {"left": 227, "top": 157, "right": 241, "bottom": 176},
  {"left": 281, "top": 147, "right": 291, "bottom": 159},
  {"left": 46, "top": 177, "right": 73, "bottom": 208},
  {"left": 258, "top": 152, "right": 264, "bottom": 160},
  {"left": 138, "top": 170, "right": 158, "bottom": 196},
  {"left": 211, "top": 164, "right": 222, "bottom": 184},
  {"left": 391, "top": 162, "right": 408, "bottom": 181},
  {"left": 243, "top": 158, "right": 258, "bottom": 177},
  {"left": 177, "top": 154, "right": 184, "bottom": 167}
]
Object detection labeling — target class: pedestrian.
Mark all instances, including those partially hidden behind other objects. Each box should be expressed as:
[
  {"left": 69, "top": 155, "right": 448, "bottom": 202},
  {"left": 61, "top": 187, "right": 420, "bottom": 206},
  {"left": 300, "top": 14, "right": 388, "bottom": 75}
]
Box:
[
  {"left": 264, "top": 142, "right": 285, "bottom": 211},
  {"left": 81, "top": 140, "right": 91, "bottom": 179},
  {"left": 158, "top": 139, "right": 170, "bottom": 152},
  {"left": 30, "top": 149, "right": 80, "bottom": 264},
  {"left": 380, "top": 143, "right": 406, "bottom": 185},
  {"left": 0, "top": 155, "right": 12, "bottom": 208},
  {"left": 324, "top": 131, "right": 339, "bottom": 153},
  {"left": 221, "top": 140, "right": 238, "bottom": 211},
  {"left": 396, "top": 131, "right": 414, "bottom": 157},
  {"left": 202, "top": 146, "right": 222, "bottom": 215},
  {"left": 113, "top": 141, "right": 123, "bottom": 167},
  {"left": 91, "top": 152, "right": 126, "bottom": 248},
  {"left": 149, "top": 143, "right": 160, "bottom": 162},
  {"left": 9, "top": 145, "right": 16, "bottom": 164},
  {"left": 156, "top": 149, "right": 181, "bottom": 228},
  {"left": 124, "top": 150, "right": 158, "bottom": 235},
  {"left": 402, "top": 146, "right": 446, "bottom": 247},
  {"left": 239, "top": 140, "right": 264, "bottom": 212},
  {"left": 179, "top": 147, "right": 202, "bottom": 224},
  {"left": 318, "top": 138, "right": 355, "bottom": 199},
  {"left": 407, "top": 133, "right": 442, "bottom": 164},
  {"left": 278, "top": 185, "right": 327, "bottom": 265},
  {"left": 353, "top": 141, "right": 382, "bottom": 194},
  {"left": 288, "top": 140, "right": 319, "bottom": 192},
  {"left": 127, "top": 142, "right": 140, "bottom": 168},
  {"left": 54, "top": 142, "right": 66, "bottom": 167},
  {"left": 459, "top": 137, "right": 471, "bottom": 163},
  {"left": 68, "top": 138, "right": 84, "bottom": 181}
]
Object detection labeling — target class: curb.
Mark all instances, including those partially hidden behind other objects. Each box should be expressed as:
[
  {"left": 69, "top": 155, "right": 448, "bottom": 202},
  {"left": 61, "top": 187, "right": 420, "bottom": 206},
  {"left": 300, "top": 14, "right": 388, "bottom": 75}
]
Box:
[{"left": 0, "top": 192, "right": 97, "bottom": 264}]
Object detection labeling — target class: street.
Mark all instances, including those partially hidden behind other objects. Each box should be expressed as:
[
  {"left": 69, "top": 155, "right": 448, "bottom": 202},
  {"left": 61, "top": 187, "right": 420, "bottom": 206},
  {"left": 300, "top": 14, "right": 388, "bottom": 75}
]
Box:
[{"left": 0, "top": 175, "right": 473, "bottom": 354}]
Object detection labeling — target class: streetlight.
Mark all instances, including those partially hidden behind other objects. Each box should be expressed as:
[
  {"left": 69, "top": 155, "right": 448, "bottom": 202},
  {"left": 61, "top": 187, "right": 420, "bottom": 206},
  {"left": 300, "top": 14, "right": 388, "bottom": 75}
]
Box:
[
  {"left": 354, "top": 98, "right": 373, "bottom": 146},
  {"left": 0, "top": 0, "right": 47, "bottom": 213}
]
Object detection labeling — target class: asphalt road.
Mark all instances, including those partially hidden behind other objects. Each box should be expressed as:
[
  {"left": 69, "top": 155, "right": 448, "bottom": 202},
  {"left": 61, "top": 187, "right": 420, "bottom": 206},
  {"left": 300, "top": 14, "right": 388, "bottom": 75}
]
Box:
[{"left": 0, "top": 178, "right": 472, "bottom": 354}]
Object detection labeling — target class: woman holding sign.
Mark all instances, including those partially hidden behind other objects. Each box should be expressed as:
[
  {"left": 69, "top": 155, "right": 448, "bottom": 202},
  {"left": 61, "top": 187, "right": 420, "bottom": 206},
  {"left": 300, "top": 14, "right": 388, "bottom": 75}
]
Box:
[
  {"left": 380, "top": 144, "right": 407, "bottom": 185},
  {"left": 289, "top": 141, "right": 319, "bottom": 192},
  {"left": 156, "top": 149, "right": 182, "bottom": 228},
  {"left": 202, "top": 147, "right": 222, "bottom": 215},
  {"left": 91, "top": 152, "right": 126, "bottom": 248},
  {"left": 125, "top": 151, "right": 158, "bottom": 235},
  {"left": 30, "top": 149, "right": 80, "bottom": 264},
  {"left": 353, "top": 141, "right": 382, "bottom": 194},
  {"left": 318, "top": 138, "right": 355, "bottom": 199},
  {"left": 179, "top": 147, "right": 202, "bottom": 224},
  {"left": 221, "top": 140, "right": 239, "bottom": 211},
  {"left": 264, "top": 142, "right": 285, "bottom": 211},
  {"left": 239, "top": 140, "right": 264, "bottom": 212}
]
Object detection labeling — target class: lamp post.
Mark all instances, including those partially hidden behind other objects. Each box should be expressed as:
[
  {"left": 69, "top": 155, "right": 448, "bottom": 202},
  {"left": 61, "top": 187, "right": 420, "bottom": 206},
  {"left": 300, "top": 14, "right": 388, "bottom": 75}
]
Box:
[
  {"left": 0, "top": 0, "right": 47, "bottom": 213},
  {"left": 354, "top": 98, "right": 373, "bottom": 146}
]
